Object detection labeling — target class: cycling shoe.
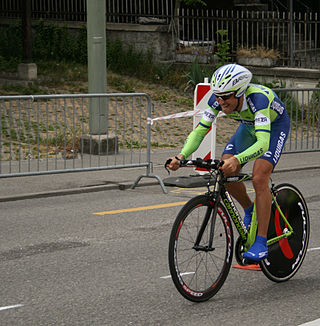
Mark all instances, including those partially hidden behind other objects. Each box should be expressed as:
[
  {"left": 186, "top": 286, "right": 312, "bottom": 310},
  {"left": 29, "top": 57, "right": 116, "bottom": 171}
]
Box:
[{"left": 243, "top": 235, "right": 268, "bottom": 262}]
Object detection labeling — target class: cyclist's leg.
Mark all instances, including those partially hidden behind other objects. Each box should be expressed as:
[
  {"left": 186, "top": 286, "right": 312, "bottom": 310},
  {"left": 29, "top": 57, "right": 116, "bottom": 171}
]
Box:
[
  {"left": 244, "top": 118, "right": 290, "bottom": 261},
  {"left": 252, "top": 158, "right": 273, "bottom": 238},
  {"left": 242, "top": 159, "right": 272, "bottom": 261},
  {"left": 222, "top": 123, "right": 256, "bottom": 212},
  {"left": 254, "top": 117, "right": 290, "bottom": 238},
  {"left": 221, "top": 153, "right": 252, "bottom": 209}
]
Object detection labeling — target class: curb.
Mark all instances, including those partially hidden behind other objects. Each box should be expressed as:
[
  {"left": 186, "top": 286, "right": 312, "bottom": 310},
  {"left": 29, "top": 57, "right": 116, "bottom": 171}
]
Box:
[
  {"left": 1, "top": 165, "right": 320, "bottom": 202},
  {"left": 0, "top": 183, "right": 132, "bottom": 202}
]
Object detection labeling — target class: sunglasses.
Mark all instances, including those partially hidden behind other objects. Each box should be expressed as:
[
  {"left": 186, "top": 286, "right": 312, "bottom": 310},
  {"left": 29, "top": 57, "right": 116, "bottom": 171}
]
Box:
[{"left": 214, "top": 92, "right": 234, "bottom": 101}]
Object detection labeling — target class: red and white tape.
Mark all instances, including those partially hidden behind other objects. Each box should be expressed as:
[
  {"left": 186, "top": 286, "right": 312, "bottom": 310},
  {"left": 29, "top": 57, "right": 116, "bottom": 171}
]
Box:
[
  {"left": 147, "top": 109, "right": 225, "bottom": 125},
  {"left": 147, "top": 109, "right": 202, "bottom": 125}
]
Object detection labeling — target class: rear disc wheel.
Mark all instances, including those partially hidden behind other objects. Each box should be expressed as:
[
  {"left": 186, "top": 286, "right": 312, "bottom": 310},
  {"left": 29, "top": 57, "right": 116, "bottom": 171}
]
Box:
[{"left": 260, "top": 184, "right": 310, "bottom": 282}]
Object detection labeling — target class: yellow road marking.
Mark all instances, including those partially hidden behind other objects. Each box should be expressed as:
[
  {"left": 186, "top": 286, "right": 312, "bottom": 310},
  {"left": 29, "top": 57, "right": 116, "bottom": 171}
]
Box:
[
  {"left": 169, "top": 187, "right": 208, "bottom": 196},
  {"left": 93, "top": 201, "right": 187, "bottom": 215},
  {"left": 93, "top": 187, "right": 255, "bottom": 216},
  {"left": 169, "top": 187, "right": 255, "bottom": 196}
]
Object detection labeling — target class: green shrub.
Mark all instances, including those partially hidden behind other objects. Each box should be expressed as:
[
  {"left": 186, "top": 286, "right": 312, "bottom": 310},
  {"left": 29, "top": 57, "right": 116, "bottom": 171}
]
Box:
[
  {"left": 0, "top": 22, "right": 202, "bottom": 91},
  {"left": 0, "top": 21, "right": 87, "bottom": 64},
  {"left": 215, "top": 29, "right": 231, "bottom": 67},
  {"left": 185, "top": 58, "right": 212, "bottom": 90},
  {"left": 106, "top": 39, "right": 154, "bottom": 79},
  {"left": 0, "top": 24, "right": 22, "bottom": 58},
  {"left": 0, "top": 55, "right": 20, "bottom": 71},
  {"left": 33, "top": 20, "right": 87, "bottom": 63}
]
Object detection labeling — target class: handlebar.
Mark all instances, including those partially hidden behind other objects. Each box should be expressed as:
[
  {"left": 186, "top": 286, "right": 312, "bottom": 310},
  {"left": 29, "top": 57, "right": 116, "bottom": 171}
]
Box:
[{"left": 165, "top": 157, "right": 224, "bottom": 174}]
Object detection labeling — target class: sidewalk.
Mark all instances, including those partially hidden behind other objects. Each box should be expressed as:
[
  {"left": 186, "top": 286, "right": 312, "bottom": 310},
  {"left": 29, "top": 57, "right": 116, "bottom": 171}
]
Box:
[{"left": 0, "top": 148, "right": 319, "bottom": 202}]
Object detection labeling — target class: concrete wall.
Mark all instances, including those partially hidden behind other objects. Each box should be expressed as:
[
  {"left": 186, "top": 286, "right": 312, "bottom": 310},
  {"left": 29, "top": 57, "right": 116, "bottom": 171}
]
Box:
[
  {"left": 250, "top": 66, "right": 320, "bottom": 89},
  {"left": 249, "top": 66, "right": 320, "bottom": 105},
  {"left": 0, "top": 19, "right": 175, "bottom": 62},
  {"left": 106, "top": 23, "right": 174, "bottom": 62}
]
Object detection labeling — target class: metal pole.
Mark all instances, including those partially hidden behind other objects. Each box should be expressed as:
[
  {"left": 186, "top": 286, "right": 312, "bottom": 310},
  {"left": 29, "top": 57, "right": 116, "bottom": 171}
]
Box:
[
  {"left": 289, "top": 0, "right": 294, "bottom": 67},
  {"left": 87, "top": 0, "right": 107, "bottom": 134},
  {"left": 21, "top": 0, "right": 32, "bottom": 62}
]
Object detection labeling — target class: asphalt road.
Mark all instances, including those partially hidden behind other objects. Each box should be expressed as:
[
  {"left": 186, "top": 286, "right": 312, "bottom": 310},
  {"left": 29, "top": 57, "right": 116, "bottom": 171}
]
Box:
[{"left": 0, "top": 169, "right": 320, "bottom": 326}]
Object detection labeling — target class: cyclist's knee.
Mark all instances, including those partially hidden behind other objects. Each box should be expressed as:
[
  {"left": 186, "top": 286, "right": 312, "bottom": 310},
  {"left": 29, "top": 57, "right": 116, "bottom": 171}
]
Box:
[
  {"left": 252, "top": 159, "right": 273, "bottom": 191},
  {"left": 252, "top": 174, "right": 269, "bottom": 193}
]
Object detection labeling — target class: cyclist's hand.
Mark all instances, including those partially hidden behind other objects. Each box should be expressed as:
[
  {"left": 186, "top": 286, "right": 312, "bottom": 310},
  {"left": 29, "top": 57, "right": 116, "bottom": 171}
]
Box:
[
  {"left": 167, "top": 154, "right": 184, "bottom": 171},
  {"left": 219, "top": 156, "right": 240, "bottom": 176}
]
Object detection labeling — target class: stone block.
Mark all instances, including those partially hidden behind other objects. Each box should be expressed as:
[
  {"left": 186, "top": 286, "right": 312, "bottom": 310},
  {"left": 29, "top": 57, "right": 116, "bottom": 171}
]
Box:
[
  {"left": 237, "top": 56, "right": 275, "bottom": 67},
  {"left": 175, "top": 53, "right": 213, "bottom": 64},
  {"left": 18, "top": 63, "right": 37, "bottom": 80},
  {"left": 79, "top": 134, "right": 118, "bottom": 155}
]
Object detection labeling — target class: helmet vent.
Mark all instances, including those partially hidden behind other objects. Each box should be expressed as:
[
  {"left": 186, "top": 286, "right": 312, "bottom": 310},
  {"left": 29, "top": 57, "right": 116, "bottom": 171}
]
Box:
[{"left": 210, "top": 64, "right": 252, "bottom": 98}]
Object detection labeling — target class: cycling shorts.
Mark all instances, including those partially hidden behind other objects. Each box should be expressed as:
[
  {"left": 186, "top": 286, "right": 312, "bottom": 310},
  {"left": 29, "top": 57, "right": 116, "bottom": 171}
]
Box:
[{"left": 222, "top": 119, "right": 290, "bottom": 168}]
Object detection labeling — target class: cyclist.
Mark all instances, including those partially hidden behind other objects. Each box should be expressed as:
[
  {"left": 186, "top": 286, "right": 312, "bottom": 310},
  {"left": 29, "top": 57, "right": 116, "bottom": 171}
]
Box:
[{"left": 168, "top": 63, "right": 290, "bottom": 262}]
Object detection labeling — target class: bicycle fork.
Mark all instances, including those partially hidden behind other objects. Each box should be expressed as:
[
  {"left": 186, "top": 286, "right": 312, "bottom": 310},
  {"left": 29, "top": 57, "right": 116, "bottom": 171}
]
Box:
[
  {"left": 193, "top": 195, "right": 219, "bottom": 252},
  {"left": 192, "top": 175, "right": 223, "bottom": 252}
]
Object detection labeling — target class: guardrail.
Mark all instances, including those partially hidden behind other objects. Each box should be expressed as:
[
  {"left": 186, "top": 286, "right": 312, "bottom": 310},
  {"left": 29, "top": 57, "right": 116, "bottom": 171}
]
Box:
[
  {"left": 0, "top": 93, "right": 166, "bottom": 191},
  {"left": 274, "top": 88, "right": 320, "bottom": 153},
  {"left": 0, "top": 89, "right": 319, "bottom": 184},
  {"left": 148, "top": 86, "right": 320, "bottom": 155}
]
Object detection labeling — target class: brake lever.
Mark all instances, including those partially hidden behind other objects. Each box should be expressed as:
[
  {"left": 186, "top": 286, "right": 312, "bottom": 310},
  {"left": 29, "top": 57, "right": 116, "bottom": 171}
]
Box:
[
  {"left": 164, "top": 158, "right": 172, "bottom": 174},
  {"left": 218, "top": 160, "right": 224, "bottom": 167},
  {"left": 164, "top": 156, "right": 183, "bottom": 175}
]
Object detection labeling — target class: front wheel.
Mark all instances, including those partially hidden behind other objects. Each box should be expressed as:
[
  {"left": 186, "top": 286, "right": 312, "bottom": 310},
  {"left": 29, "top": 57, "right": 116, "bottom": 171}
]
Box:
[
  {"left": 168, "top": 195, "right": 233, "bottom": 302},
  {"left": 260, "top": 183, "right": 310, "bottom": 282}
]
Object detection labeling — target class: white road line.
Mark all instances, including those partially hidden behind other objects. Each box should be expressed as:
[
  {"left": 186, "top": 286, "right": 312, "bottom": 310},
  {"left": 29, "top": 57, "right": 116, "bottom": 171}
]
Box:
[
  {"left": 161, "top": 272, "right": 195, "bottom": 279},
  {"left": 307, "top": 247, "right": 320, "bottom": 252},
  {"left": 0, "top": 304, "right": 24, "bottom": 312},
  {"left": 161, "top": 247, "right": 320, "bottom": 279},
  {"left": 299, "top": 318, "right": 320, "bottom": 326}
]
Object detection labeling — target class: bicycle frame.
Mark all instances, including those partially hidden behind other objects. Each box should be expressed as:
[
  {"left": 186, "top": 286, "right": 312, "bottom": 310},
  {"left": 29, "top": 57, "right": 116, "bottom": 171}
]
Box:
[
  {"left": 207, "top": 171, "right": 294, "bottom": 251},
  {"left": 168, "top": 158, "right": 309, "bottom": 301},
  {"left": 266, "top": 189, "right": 294, "bottom": 246},
  {"left": 165, "top": 157, "right": 295, "bottom": 253}
]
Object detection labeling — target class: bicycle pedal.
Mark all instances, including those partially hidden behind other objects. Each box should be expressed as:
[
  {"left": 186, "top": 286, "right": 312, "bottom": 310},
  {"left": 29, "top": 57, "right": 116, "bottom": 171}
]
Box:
[{"left": 242, "top": 258, "right": 259, "bottom": 265}]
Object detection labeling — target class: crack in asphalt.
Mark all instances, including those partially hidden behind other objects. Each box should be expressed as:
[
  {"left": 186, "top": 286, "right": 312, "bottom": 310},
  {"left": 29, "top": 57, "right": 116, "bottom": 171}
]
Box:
[{"left": 0, "top": 241, "right": 89, "bottom": 262}]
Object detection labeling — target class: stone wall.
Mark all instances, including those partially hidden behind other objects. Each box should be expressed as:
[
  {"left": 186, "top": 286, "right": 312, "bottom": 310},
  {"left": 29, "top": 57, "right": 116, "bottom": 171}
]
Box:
[
  {"left": 106, "top": 23, "right": 174, "bottom": 62},
  {"left": 0, "top": 19, "right": 175, "bottom": 62},
  {"left": 249, "top": 66, "right": 320, "bottom": 89},
  {"left": 249, "top": 66, "right": 320, "bottom": 105}
]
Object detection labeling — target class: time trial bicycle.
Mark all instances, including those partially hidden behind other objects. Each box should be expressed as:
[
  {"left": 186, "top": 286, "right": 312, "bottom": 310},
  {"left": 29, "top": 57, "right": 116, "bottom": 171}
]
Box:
[{"left": 165, "top": 158, "right": 310, "bottom": 302}]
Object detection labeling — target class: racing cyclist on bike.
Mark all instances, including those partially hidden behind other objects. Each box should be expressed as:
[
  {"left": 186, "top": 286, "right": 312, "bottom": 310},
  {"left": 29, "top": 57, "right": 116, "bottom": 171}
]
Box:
[{"left": 168, "top": 63, "right": 290, "bottom": 262}]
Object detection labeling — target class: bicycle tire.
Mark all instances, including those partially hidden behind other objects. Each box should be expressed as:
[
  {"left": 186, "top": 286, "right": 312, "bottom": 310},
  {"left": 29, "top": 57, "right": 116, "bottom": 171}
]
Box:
[
  {"left": 168, "top": 195, "right": 233, "bottom": 302},
  {"left": 260, "top": 183, "right": 310, "bottom": 282}
]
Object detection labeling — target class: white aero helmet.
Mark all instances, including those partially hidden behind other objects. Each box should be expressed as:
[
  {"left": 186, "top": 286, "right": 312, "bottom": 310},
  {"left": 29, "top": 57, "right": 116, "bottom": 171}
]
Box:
[{"left": 211, "top": 63, "right": 252, "bottom": 98}]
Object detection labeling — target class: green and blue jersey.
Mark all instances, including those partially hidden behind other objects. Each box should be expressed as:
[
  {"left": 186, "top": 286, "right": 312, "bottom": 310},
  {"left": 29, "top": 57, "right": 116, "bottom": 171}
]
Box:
[{"left": 180, "top": 84, "right": 290, "bottom": 165}]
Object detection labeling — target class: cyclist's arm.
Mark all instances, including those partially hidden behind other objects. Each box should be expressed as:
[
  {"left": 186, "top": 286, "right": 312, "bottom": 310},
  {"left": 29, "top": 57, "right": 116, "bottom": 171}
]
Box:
[
  {"left": 234, "top": 109, "right": 271, "bottom": 165},
  {"left": 180, "top": 107, "right": 216, "bottom": 158}
]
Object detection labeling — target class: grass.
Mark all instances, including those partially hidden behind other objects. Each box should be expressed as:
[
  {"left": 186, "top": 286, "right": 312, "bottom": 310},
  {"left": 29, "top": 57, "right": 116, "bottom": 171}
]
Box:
[
  {"left": 6, "top": 56, "right": 312, "bottom": 161},
  {"left": 237, "top": 46, "right": 280, "bottom": 59}
]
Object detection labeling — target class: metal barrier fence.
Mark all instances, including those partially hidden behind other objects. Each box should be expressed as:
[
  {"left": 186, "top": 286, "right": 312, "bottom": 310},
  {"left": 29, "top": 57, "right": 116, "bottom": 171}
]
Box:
[
  {"left": 0, "top": 93, "right": 166, "bottom": 190},
  {"left": 213, "top": 87, "right": 320, "bottom": 153},
  {"left": 0, "top": 89, "right": 319, "bottom": 179},
  {"left": 148, "top": 87, "right": 320, "bottom": 154},
  {"left": 275, "top": 88, "right": 320, "bottom": 153}
]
